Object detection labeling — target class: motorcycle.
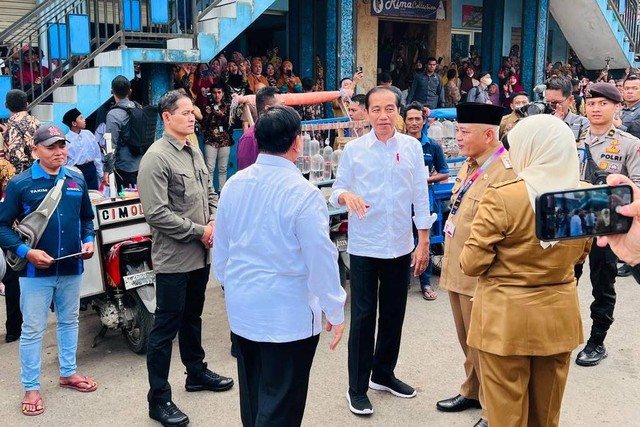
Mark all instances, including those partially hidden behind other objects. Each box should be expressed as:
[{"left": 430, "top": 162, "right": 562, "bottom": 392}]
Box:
[
  {"left": 329, "top": 213, "right": 350, "bottom": 286},
  {"left": 81, "top": 195, "right": 156, "bottom": 354}
]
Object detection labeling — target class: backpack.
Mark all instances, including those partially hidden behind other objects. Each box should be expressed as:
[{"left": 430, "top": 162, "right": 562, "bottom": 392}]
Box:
[{"left": 112, "top": 104, "right": 158, "bottom": 156}]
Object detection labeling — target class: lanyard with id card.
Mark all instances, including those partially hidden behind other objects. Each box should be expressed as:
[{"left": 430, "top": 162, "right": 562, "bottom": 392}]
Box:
[{"left": 444, "top": 147, "right": 505, "bottom": 238}]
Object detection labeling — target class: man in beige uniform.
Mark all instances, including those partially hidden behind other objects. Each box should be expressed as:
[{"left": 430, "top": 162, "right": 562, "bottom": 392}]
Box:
[{"left": 436, "top": 103, "right": 516, "bottom": 427}]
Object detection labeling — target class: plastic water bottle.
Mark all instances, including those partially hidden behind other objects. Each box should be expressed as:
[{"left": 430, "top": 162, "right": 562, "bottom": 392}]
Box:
[
  {"left": 295, "top": 155, "right": 305, "bottom": 173},
  {"left": 331, "top": 148, "right": 343, "bottom": 176},
  {"left": 310, "top": 153, "right": 324, "bottom": 182},
  {"left": 309, "top": 137, "right": 320, "bottom": 157},
  {"left": 302, "top": 134, "right": 311, "bottom": 174},
  {"left": 322, "top": 145, "right": 333, "bottom": 180},
  {"left": 428, "top": 120, "right": 444, "bottom": 144}
]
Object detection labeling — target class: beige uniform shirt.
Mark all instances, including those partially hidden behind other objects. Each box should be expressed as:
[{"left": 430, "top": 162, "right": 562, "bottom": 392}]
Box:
[
  {"left": 137, "top": 133, "right": 217, "bottom": 274},
  {"left": 439, "top": 145, "right": 517, "bottom": 297},
  {"left": 461, "top": 180, "right": 592, "bottom": 356},
  {"left": 578, "top": 125, "right": 640, "bottom": 185}
]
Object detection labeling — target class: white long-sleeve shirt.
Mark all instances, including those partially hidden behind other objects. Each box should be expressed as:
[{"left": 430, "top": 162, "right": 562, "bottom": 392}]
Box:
[
  {"left": 65, "top": 129, "right": 104, "bottom": 180},
  {"left": 330, "top": 129, "right": 436, "bottom": 258},
  {"left": 213, "top": 154, "right": 346, "bottom": 343}
]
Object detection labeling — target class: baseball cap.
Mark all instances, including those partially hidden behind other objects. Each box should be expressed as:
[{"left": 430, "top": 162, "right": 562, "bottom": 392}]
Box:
[{"left": 33, "top": 125, "right": 67, "bottom": 146}]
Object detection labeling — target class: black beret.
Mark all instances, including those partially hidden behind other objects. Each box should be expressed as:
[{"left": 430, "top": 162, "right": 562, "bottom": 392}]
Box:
[
  {"left": 456, "top": 102, "right": 505, "bottom": 126},
  {"left": 584, "top": 82, "right": 623, "bottom": 103},
  {"left": 62, "top": 108, "right": 82, "bottom": 128}
]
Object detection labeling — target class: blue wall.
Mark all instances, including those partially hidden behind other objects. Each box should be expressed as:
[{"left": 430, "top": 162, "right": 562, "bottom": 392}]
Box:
[{"left": 502, "top": 0, "right": 522, "bottom": 56}]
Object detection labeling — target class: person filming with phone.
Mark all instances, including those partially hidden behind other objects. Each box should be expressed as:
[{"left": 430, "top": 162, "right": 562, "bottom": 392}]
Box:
[
  {"left": 459, "top": 114, "right": 592, "bottom": 427},
  {"left": 574, "top": 82, "right": 640, "bottom": 367},
  {"left": 597, "top": 173, "right": 640, "bottom": 283}
]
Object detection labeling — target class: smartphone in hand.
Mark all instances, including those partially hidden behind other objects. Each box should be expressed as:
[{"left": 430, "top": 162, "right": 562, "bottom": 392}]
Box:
[{"left": 535, "top": 185, "right": 633, "bottom": 241}]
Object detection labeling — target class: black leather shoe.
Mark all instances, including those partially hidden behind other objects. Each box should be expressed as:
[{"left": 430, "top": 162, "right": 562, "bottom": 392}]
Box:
[
  {"left": 149, "top": 401, "right": 189, "bottom": 426},
  {"left": 185, "top": 362, "right": 234, "bottom": 392},
  {"left": 5, "top": 334, "right": 19, "bottom": 343},
  {"left": 617, "top": 263, "right": 632, "bottom": 277},
  {"left": 473, "top": 418, "right": 489, "bottom": 427},
  {"left": 575, "top": 344, "right": 608, "bottom": 366},
  {"left": 436, "top": 394, "right": 482, "bottom": 412}
]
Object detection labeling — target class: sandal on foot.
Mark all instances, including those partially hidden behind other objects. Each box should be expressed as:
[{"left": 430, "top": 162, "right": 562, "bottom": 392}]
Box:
[
  {"left": 422, "top": 286, "right": 438, "bottom": 301},
  {"left": 59, "top": 376, "right": 98, "bottom": 392},
  {"left": 22, "top": 397, "right": 44, "bottom": 416}
]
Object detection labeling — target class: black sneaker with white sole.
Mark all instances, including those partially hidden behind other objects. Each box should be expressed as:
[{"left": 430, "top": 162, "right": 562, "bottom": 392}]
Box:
[
  {"left": 369, "top": 377, "right": 417, "bottom": 398},
  {"left": 346, "top": 390, "right": 373, "bottom": 415}
]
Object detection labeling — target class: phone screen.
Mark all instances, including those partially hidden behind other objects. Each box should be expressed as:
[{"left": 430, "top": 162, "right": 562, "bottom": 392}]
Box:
[{"left": 536, "top": 185, "right": 633, "bottom": 241}]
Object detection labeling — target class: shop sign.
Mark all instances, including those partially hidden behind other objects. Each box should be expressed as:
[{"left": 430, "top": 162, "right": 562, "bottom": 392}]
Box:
[{"left": 371, "top": 0, "right": 447, "bottom": 20}]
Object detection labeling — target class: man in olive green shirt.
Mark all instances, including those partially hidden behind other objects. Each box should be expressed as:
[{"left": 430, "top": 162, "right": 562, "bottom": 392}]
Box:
[{"left": 138, "top": 90, "right": 233, "bottom": 427}]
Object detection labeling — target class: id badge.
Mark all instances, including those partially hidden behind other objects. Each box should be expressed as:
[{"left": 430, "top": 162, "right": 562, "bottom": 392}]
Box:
[{"left": 444, "top": 219, "right": 455, "bottom": 238}]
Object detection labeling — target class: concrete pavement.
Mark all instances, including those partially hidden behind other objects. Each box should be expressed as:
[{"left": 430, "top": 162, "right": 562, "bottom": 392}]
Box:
[{"left": 0, "top": 263, "right": 639, "bottom": 426}]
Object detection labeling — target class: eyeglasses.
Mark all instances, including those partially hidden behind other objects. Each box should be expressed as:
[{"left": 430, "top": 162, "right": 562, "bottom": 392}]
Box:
[{"left": 546, "top": 98, "right": 567, "bottom": 108}]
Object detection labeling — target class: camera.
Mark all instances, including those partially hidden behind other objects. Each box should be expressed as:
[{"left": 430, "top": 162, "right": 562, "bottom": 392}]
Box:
[{"left": 515, "top": 101, "right": 555, "bottom": 118}]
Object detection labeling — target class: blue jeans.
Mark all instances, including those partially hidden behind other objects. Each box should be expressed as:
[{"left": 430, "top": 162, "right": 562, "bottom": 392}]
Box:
[{"left": 19, "top": 275, "right": 82, "bottom": 391}]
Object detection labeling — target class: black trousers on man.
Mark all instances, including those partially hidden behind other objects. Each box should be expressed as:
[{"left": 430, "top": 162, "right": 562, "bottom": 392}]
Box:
[
  {"left": 3, "top": 263, "right": 22, "bottom": 339},
  {"left": 348, "top": 253, "right": 411, "bottom": 396},
  {"left": 147, "top": 266, "right": 209, "bottom": 403},
  {"left": 77, "top": 162, "right": 99, "bottom": 190},
  {"left": 115, "top": 168, "right": 138, "bottom": 191},
  {"left": 587, "top": 242, "right": 618, "bottom": 346},
  {"left": 232, "top": 332, "right": 319, "bottom": 427}
]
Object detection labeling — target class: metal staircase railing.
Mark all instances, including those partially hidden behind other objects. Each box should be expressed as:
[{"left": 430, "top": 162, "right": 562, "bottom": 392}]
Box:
[
  {"left": 0, "top": 0, "right": 238, "bottom": 112},
  {"left": 608, "top": 0, "right": 640, "bottom": 55}
]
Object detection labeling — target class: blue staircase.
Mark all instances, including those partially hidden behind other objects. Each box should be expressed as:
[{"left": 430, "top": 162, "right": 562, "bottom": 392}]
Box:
[
  {"left": 0, "top": 0, "right": 276, "bottom": 127},
  {"left": 550, "top": 0, "right": 640, "bottom": 70}
]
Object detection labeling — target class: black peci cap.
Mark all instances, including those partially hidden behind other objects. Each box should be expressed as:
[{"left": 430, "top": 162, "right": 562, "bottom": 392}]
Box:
[
  {"left": 456, "top": 102, "right": 505, "bottom": 125},
  {"left": 62, "top": 108, "right": 81, "bottom": 128}
]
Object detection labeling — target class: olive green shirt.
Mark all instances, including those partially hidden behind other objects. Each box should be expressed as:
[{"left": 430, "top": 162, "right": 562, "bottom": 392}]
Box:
[{"left": 138, "top": 132, "right": 217, "bottom": 273}]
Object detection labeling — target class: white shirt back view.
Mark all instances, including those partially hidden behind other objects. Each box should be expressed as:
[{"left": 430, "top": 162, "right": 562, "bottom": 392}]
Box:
[{"left": 213, "top": 154, "right": 346, "bottom": 343}]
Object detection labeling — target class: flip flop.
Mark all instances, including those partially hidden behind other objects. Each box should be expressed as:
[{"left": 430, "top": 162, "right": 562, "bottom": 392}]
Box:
[
  {"left": 59, "top": 376, "right": 98, "bottom": 392},
  {"left": 422, "top": 286, "right": 438, "bottom": 301},
  {"left": 22, "top": 397, "right": 45, "bottom": 416}
]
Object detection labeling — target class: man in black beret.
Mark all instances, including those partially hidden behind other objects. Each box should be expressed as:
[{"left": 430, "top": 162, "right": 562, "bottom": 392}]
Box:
[
  {"left": 574, "top": 81, "right": 640, "bottom": 366},
  {"left": 436, "top": 103, "right": 516, "bottom": 427}
]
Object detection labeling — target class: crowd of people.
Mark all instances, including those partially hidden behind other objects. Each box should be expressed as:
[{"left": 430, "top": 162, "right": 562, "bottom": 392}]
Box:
[{"left": 4, "top": 38, "right": 640, "bottom": 427}]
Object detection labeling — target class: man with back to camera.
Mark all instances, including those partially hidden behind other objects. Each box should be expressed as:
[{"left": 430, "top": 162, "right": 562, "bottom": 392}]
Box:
[
  {"left": 106, "top": 75, "right": 141, "bottom": 189},
  {"left": 544, "top": 75, "right": 590, "bottom": 140},
  {"left": 574, "top": 82, "right": 640, "bottom": 367},
  {"left": 330, "top": 86, "right": 436, "bottom": 416},
  {"left": 237, "top": 86, "right": 282, "bottom": 170},
  {"left": 403, "top": 101, "right": 449, "bottom": 301},
  {"left": 0, "top": 125, "right": 98, "bottom": 417},
  {"left": 213, "top": 105, "right": 346, "bottom": 426},
  {"left": 436, "top": 103, "right": 516, "bottom": 427},
  {"left": 138, "top": 90, "right": 233, "bottom": 427}
]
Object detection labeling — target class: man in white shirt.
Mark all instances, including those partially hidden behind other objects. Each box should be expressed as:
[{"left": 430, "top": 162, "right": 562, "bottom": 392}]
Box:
[
  {"left": 330, "top": 86, "right": 436, "bottom": 416},
  {"left": 213, "top": 105, "right": 346, "bottom": 426},
  {"left": 62, "top": 108, "right": 105, "bottom": 190}
]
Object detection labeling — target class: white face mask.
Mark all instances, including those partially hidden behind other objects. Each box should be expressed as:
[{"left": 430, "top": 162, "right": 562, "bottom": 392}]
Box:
[{"left": 482, "top": 77, "right": 492, "bottom": 86}]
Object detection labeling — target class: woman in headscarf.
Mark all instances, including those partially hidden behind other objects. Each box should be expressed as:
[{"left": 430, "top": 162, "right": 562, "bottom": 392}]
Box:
[
  {"left": 459, "top": 114, "right": 592, "bottom": 427},
  {"left": 460, "top": 66, "right": 478, "bottom": 99}
]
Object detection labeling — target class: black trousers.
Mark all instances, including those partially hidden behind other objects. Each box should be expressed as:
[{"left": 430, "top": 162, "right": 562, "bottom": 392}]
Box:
[
  {"left": 348, "top": 253, "right": 411, "bottom": 396},
  {"left": 587, "top": 241, "right": 618, "bottom": 346},
  {"left": 115, "top": 168, "right": 138, "bottom": 191},
  {"left": 77, "top": 162, "right": 99, "bottom": 190},
  {"left": 232, "top": 333, "right": 319, "bottom": 427},
  {"left": 3, "top": 263, "right": 22, "bottom": 338},
  {"left": 147, "top": 266, "right": 209, "bottom": 403}
]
